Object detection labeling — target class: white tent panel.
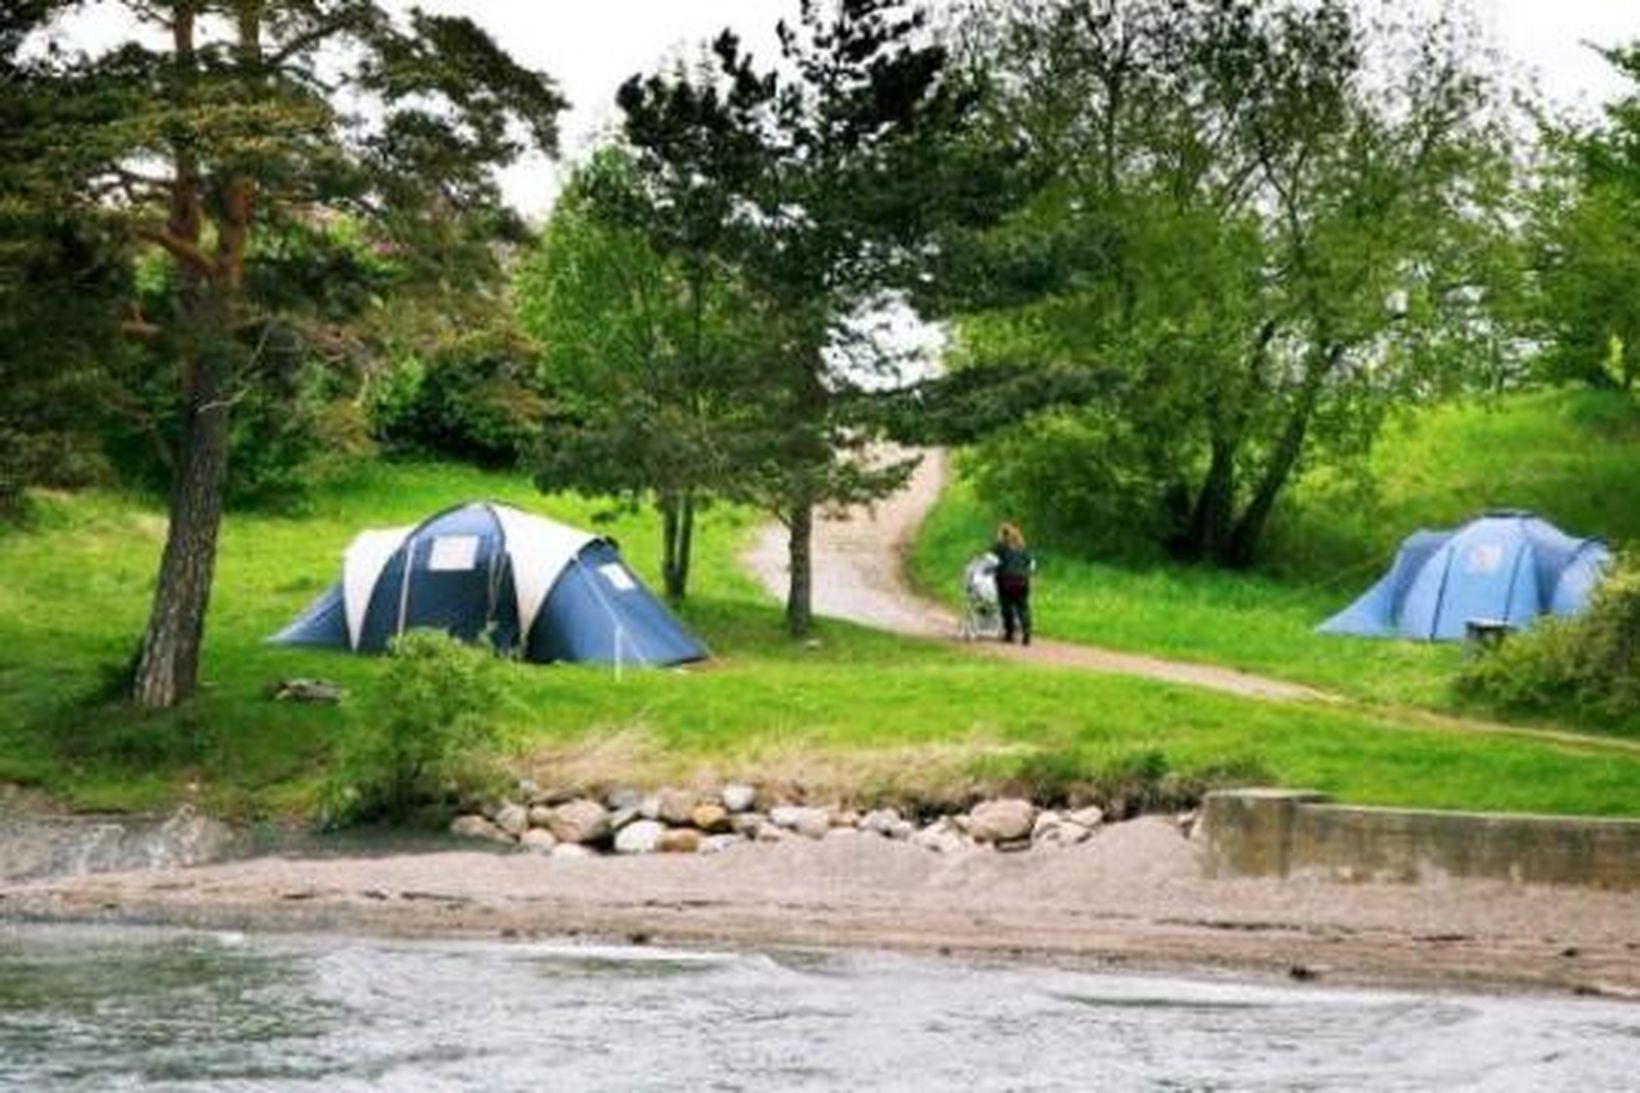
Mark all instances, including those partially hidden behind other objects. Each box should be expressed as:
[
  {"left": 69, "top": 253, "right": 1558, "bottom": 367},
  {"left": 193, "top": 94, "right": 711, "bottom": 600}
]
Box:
[
  {"left": 491, "top": 504, "right": 598, "bottom": 640},
  {"left": 342, "top": 526, "right": 413, "bottom": 650}
]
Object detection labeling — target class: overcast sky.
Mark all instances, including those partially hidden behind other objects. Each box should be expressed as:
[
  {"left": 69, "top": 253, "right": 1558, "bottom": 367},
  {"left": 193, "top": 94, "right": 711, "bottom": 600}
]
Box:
[{"left": 43, "top": 1, "right": 1640, "bottom": 216}]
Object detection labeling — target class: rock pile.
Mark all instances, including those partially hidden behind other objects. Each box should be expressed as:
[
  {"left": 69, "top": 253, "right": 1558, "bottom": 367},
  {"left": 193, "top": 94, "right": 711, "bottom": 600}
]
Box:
[{"left": 448, "top": 785, "right": 1173, "bottom": 858}]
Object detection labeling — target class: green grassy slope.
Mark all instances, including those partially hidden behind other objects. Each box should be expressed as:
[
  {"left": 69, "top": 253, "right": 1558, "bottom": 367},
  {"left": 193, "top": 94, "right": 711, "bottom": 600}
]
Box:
[
  {"left": 911, "top": 389, "right": 1640, "bottom": 719},
  {"left": 3, "top": 446, "right": 1637, "bottom": 821}
]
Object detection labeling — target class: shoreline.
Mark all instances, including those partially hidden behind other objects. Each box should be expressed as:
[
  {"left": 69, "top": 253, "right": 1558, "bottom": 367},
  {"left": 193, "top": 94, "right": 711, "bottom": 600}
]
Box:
[{"left": 7, "top": 818, "right": 1637, "bottom": 998}]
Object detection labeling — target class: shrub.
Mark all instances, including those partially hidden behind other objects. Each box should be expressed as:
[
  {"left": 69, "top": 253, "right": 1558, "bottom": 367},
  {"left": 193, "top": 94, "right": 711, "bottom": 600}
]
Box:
[
  {"left": 372, "top": 329, "right": 548, "bottom": 467},
  {"left": 1457, "top": 555, "right": 1640, "bottom": 730},
  {"left": 327, "top": 630, "right": 509, "bottom": 824}
]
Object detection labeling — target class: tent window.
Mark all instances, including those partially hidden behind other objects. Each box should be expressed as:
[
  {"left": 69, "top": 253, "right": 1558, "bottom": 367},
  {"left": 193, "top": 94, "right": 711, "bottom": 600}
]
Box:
[
  {"left": 599, "top": 563, "right": 636, "bottom": 592},
  {"left": 428, "top": 535, "right": 480, "bottom": 572},
  {"left": 1464, "top": 543, "right": 1503, "bottom": 574}
]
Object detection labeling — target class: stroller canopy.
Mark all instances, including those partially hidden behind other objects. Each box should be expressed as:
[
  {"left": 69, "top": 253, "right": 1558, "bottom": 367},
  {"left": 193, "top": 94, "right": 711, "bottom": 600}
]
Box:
[
  {"left": 272, "top": 501, "right": 708, "bottom": 666},
  {"left": 1317, "top": 511, "right": 1610, "bottom": 641}
]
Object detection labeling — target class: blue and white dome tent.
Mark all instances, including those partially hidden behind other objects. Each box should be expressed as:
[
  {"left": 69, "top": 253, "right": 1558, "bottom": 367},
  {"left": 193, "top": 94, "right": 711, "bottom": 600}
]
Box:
[
  {"left": 1318, "top": 510, "right": 1612, "bottom": 641},
  {"left": 271, "top": 501, "right": 708, "bottom": 667}
]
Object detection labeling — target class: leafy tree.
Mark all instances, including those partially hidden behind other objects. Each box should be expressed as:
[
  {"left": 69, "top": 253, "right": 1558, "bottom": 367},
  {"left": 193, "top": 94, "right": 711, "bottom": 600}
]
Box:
[
  {"left": 1526, "top": 46, "right": 1640, "bottom": 392},
  {"left": 518, "top": 150, "right": 760, "bottom": 601},
  {"left": 4, "top": 0, "right": 566, "bottom": 707},
  {"left": 950, "top": 0, "right": 1514, "bottom": 566},
  {"left": 618, "top": 1, "right": 996, "bottom": 633}
]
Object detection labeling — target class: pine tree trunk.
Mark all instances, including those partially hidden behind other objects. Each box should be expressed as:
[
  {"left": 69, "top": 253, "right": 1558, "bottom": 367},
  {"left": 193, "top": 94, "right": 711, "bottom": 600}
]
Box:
[
  {"left": 131, "top": 350, "right": 231, "bottom": 708},
  {"left": 676, "top": 490, "right": 694, "bottom": 601},
  {"left": 660, "top": 493, "right": 682, "bottom": 601},
  {"left": 785, "top": 498, "right": 814, "bottom": 637}
]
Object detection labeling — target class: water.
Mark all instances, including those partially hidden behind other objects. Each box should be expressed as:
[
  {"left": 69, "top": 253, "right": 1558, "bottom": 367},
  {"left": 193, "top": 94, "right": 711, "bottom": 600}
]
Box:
[{"left": 1, "top": 924, "right": 1636, "bottom": 1091}]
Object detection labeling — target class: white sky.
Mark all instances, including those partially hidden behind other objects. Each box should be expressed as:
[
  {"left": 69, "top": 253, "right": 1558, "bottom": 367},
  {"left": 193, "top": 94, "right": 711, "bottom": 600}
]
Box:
[{"left": 38, "top": 1, "right": 1640, "bottom": 216}]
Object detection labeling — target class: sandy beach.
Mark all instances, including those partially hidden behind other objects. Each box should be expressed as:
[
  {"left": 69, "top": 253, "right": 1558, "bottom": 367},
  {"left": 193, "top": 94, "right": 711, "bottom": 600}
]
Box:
[{"left": 6, "top": 818, "right": 1637, "bottom": 996}]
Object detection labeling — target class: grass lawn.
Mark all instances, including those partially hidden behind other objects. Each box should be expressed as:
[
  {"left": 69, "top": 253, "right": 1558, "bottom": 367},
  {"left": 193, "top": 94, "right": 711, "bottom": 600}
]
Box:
[
  {"left": 2, "top": 452, "right": 1638, "bottom": 823},
  {"left": 911, "top": 388, "right": 1640, "bottom": 724}
]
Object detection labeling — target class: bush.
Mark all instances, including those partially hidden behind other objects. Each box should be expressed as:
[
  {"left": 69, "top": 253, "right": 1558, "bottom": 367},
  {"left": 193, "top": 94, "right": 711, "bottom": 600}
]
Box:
[
  {"left": 327, "top": 630, "right": 509, "bottom": 824},
  {"left": 372, "top": 329, "right": 548, "bottom": 468},
  {"left": 1457, "top": 555, "right": 1640, "bottom": 730}
]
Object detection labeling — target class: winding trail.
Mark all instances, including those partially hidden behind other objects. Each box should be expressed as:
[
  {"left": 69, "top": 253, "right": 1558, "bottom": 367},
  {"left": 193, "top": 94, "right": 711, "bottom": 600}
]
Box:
[
  {"left": 742, "top": 452, "right": 1640, "bottom": 757},
  {"left": 743, "top": 450, "right": 1326, "bottom": 702}
]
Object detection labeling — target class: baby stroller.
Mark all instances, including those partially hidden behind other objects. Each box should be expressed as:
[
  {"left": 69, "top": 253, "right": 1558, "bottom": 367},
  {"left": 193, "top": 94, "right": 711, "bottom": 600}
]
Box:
[{"left": 959, "top": 553, "right": 1004, "bottom": 641}]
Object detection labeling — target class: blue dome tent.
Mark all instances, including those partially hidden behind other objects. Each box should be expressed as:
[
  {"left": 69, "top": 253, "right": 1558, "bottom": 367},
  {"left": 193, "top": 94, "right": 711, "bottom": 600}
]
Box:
[
  {"left": 272, "top": 502, "right": 708, "bottom": 667},
  {"left": 1318, "top": 511, "right": 1611, "bottom": 641}
]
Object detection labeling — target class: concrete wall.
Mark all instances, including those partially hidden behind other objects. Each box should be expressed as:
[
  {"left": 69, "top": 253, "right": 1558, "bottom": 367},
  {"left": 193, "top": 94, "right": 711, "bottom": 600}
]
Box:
[{"left": 1199, "top": 789, "right": 1640, "bottom": 891}]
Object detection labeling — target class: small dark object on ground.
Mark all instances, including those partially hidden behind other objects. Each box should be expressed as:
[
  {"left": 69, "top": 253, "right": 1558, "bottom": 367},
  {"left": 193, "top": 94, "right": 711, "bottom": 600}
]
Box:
[{"left": 268, "top": 679, "right": 345, "bottom": 704}]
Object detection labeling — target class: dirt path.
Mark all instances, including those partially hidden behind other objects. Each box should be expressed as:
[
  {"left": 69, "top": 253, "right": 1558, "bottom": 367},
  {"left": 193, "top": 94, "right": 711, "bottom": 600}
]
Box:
[{"left": 744, "top": 450, "right": 1326, "bottom": 702}]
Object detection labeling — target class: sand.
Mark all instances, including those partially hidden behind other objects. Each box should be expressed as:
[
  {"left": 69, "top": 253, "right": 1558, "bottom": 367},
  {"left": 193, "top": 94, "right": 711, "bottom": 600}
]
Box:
[{"left": 7, "top": 819, "right": 1638, "bottom": 996}]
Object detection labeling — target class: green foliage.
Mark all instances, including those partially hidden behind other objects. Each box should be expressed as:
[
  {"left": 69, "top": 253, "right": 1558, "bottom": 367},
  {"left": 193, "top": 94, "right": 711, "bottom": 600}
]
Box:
[
  {"left": 948, "top": 0, "right": 1515, "bottom": 567},
  {"left": 328, "top": 630, "right": 509, "bottom": 824},
  {"left": 372, "top": 328, "right": 546, "bottom": 468},
  {"left": 1458, "top": 556, "right": 1640, "bottom": 731}
]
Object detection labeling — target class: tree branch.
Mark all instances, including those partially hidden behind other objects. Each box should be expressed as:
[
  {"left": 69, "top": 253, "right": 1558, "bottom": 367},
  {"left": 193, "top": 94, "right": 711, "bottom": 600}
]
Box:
[{"left": 136, "top": 223, "right": 215, "bottom": 276}]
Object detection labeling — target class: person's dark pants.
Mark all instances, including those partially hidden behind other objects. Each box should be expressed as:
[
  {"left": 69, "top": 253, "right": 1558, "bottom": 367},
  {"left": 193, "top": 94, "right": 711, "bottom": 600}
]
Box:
[{"left": 998, "top": 576, "right": 1031, "bottom": 644}]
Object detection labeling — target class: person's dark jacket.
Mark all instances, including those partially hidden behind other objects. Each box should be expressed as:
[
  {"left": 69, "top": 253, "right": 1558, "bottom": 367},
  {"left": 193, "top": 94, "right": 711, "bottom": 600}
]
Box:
[{"left": 991, "top": 543, "right": 1035, "bottom": 585}]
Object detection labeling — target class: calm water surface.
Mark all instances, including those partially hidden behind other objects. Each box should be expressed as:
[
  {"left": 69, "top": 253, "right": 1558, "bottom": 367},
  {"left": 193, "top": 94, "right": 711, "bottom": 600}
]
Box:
[{"left": 1, "top": 923, "right": 1636, "bottom": 1091}]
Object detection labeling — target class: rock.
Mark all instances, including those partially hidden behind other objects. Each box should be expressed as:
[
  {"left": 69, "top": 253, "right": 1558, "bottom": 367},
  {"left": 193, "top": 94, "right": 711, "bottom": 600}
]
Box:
[
  {"left": 494, "top": 803, "right": 529, "bottom": 838},
  {"left": 910, "top": 820, "right": 967, "bottom": 855},
  {"left": 769, "top": 806, "right": 830, "bottom": 839},
  {"left": 700, "top": 834, "right": 744, "bottom": 855},
  {"left": 968, "top": 799, "right": 1037, "bottom": 843},
  {"left": 606, "top": 787, "right": 642, "bottom": 812},
  {"left": 1067, "top": 805, "right": 1106, "bottom": 829},
  {"left": 267, "top": 678, "right": 345, "bottom": 704},
  {"left": 546, "top": 799, "right": 611, "bottom": 845},
  {"left": 515, "top": 778, "right": 539, "bottom": 801},
  {"left": 519, "top": 829, "right": 558, "bottom": 854},
  {"left": 614, "top": 820, "right": 665, "bottom": 855},
  {"left": 1031, "top": 811, "right": 1063, "bottom": 842},
  {"left": 656, "top": 828, "right": 701, "bottom": 853},
  {"left": 450, "top": 814, "right": 506, "bottom": 842},
  {"left": 550, "top": 843, "right": 594, "bottom": 860},
  {"left": 655, "top": 787, "right": 697, "bottom": 826},
  {"left": 995, "top": 837, "right": 1032, "bottom": 853},
  {"left": 1176, "top": 810, "right": 1199, "bottom": 836},
  {"left": 535, "top": 785, "right": 583, "bottom": 807},
  {"left": 824, "top": 826, "right": 860, "bottom": 841},
  {"left": 829, "top": 807, "right": 861, "bottom": 829},
  {"left": 638, "top": 795, "right": 662, "bottom": 821},
  {"left": 754, "top": 823, "right": 786, "bottom": 843},
  {"left": 887, "top": 820, "right": 915, "bottom": 840},
  {"left": 690, "top": 804, "right": 732, "bottom": 833},
  {"left": 721, "top": 783, "right": 757, "bottom": 813},
  {"left": 527, "top": 804, "right": 555, "bottom": 829},
  {"left": 1047, "top": 822, "right": 1093, "bottom": 847},
  {"left": 729, "top": 812, "right": 767, "bottom": 836},
  {"left": 607, "top": 806, "right": 641, "bottom": 833},
  {"left": 859, "top": 808, "right": 904, "bottom": 837}
]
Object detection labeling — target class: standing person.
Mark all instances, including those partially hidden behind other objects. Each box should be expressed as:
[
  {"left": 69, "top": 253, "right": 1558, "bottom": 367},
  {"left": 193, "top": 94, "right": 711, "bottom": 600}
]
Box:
[{"left": 991, "top": 522, "right": 1035, "bottom": 645}]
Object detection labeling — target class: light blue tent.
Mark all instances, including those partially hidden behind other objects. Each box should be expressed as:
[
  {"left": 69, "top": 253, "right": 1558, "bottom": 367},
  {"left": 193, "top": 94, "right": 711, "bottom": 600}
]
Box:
[
  {"left": 272, "top": 501, "right": 708, "bottom": 667},
  {"left": 1318, "top": 511, "right": 1611, "bottom": 641}
]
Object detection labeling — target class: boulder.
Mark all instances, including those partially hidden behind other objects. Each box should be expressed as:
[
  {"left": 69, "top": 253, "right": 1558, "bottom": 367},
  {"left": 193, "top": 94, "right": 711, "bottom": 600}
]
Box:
[
  {"left": 700, "top": 833, "right": 744, "bottom": 856},
  {"left": 606, "top": 787, "right": 643, "bottom": 812},
  {"left": 721, "top": 783, "right": 757, "bottom": 813},
  {"left": 655, "top": 787, "right": 697, "bottom": 826},
  {"left": 729, "top": 812, "right": 767, "bottom": 836},
  {"left": 824, "top": 826, "right": 860, "bottom": 841},
  {"left": 910, "top": 820, "right": 966, "bottom": 855},
  {"left": 754, "top": 823, "right": 787, "bottom": 843},
  {"left": 968, "top": 799, "right": 1037, "bottom": 843},
  {"left": 607, "top": 806, "right": 641, "bottom": 833},
  {"left": 859, "top": 809, "right": 903, "bottom": 837},
  {"left": 638, "top": 795, "right": 663, "bottom": 821},
  {"left": 494, "top": 803, "right": 529, "bottom": 838},
  {"left": 515, "top": 778, "right": 540, "bottom": 801},
  {"left": 450, "top": 814, "right": 506, "bottom": 842},
  {"left": 519, "top": 829, "right": 558, "bottom": 854},
  {"left": 546, "top": 799, "right": 611, "bottom": 845},
  {"left": 829, "top": 807, "right": 861, "bottom": 829},
  {"left": 656, "top": 828, "right": 702, "bottom": 853},
  {"left": 550, "top": 843, "right": 594, "bottom": 860},
  {"left": 1067, "top": 805, "right": 1106, "bottom": 829},
  {"left": 614, "top": 820, "right": 665, "bottom": 855},
  {"left": 690, "top": 804, "right": 732, "bottom": 834},
  {"left": 769, "top": 806, "right": 831, "bottom": 839},
  {"left": 526, "top": 804, "right": 555, "bottom": 829}
]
